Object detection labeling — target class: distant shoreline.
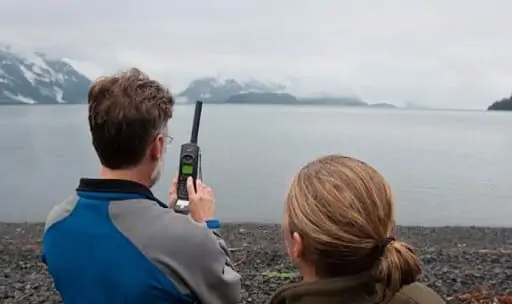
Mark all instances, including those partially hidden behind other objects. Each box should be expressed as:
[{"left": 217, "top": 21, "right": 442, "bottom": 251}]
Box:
[{"left": 0, "top": 102, "right": 500, "bottom": 112}]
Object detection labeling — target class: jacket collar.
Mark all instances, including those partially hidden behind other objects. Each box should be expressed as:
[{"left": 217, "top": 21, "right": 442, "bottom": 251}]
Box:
[
  {"left": 270, "top": 272, "right": 378, "bottom": 304},
  {"left": 76, "top": 178, "right": 168, "bottom": 208}
]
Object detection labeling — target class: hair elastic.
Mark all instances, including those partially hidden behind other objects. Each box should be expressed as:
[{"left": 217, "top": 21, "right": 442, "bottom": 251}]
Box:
[{"left": 381, "top": 236, "right": 396, "bottom": 248}]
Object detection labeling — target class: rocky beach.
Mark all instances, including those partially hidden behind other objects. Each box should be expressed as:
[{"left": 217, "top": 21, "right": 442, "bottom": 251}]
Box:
[{"left": 1, "top": 223, "right": 511, "bottom": 303}]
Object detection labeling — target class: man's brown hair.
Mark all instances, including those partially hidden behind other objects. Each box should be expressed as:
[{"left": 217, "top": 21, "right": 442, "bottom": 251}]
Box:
[{"left": 87, "top": 68, "right": 174, "bottom": 169}]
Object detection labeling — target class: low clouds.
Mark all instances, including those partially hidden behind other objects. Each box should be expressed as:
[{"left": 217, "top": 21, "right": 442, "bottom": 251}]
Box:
[{"left": 1, "top": 0, "right": 511, "bottom": 109}]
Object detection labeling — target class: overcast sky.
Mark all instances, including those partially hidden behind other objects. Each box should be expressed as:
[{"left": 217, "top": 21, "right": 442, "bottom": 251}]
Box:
[{"left": 0, "top": 0, "right": 511, "bottom": 109}]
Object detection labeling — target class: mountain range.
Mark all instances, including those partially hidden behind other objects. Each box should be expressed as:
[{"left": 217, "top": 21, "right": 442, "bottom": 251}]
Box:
[
  {"left": 0, "top": 44, "right": 398, "bottom": 108},
  {"left": 0, "top": 44, "right": 91, "bottom": 104},
  {"left": 176, "top": 77, "right": 287, "bottom": 103},
  {"left": 176, "top": 77, "right": 396, "bottom": 107}
]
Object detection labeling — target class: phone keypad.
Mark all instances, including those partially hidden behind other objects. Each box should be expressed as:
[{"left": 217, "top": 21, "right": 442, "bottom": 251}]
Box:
[{"left": 178, "top": 175, "right": 188, "bottom": 198}]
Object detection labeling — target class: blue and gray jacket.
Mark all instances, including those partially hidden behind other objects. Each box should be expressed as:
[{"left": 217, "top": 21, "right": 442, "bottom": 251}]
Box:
[{"left": 41, "top": 178, "right": 241, "bottom": 304}]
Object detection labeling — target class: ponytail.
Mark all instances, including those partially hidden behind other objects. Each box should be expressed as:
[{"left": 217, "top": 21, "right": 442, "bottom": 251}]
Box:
[{"left": 374, "top": 240, "right": 422, "bottom": 301}]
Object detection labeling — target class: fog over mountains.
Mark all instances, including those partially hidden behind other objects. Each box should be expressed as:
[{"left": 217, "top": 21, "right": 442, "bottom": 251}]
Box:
[{"left": 0, "top": 44, "right": 400, "bottom": 108}]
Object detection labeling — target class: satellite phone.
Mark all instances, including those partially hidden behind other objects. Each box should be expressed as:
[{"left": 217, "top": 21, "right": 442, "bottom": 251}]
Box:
[{"left": 174, "top": 100, "right": 203, "bottom": 215}]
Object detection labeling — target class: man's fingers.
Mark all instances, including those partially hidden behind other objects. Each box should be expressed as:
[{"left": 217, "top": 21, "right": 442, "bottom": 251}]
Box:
[
  {"left": 170, "top": 175, "right": 178, "bottom": 192},
  {"left": 169, "top": 175, "right": 179, "bottom": 208},
  {"left": 196, "top": 182, "right": 213, "bottom": 199},
  {"left": 196, "top": 180, "right": 209, "bottom": 194}
]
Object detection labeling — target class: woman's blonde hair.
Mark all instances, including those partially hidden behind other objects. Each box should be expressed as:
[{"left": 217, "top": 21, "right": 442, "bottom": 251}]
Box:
[{"left": 285, "top": 155, "right": 421, "bottom": 299}]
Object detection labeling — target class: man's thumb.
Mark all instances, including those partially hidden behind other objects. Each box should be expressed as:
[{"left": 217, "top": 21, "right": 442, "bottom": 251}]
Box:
[{"left": 186, "top": 177, "right": 196, "bottom": 197}]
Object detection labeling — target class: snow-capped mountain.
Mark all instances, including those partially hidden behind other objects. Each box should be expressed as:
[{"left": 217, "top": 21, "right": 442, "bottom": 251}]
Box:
[
  {"left": 177, "top": 77, "right": 286, "bottom": 103},
  {"left": 0, "top": 44, "right": 91, "bottom": 104}
]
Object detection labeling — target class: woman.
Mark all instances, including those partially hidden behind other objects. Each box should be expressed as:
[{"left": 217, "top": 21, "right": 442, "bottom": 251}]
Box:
[{"left": 270, "top": 155, "right": 445, "bottom": 304}]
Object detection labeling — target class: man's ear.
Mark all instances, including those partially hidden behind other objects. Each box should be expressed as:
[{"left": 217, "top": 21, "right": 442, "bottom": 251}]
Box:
[{"left": 149, "top": 134, "right": 164, "bottom": 161}]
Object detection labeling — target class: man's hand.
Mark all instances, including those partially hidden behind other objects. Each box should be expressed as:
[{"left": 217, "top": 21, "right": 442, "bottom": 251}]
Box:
[
  {"left": 169, "top": 175, "right": 215, "bottom": 223},
  {"left": 187, "top": 177, "right": 215, "bottom": 223}
]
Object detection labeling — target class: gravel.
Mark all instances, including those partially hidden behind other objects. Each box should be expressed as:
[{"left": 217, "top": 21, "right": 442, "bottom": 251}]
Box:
[{"left": 1, "top": 223, "right": 512, "bottom": 303}]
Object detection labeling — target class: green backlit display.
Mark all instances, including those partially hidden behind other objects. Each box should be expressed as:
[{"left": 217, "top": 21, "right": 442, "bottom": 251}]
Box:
[{"left": 181, "top": 164, "right": 194, "bottom": 174}]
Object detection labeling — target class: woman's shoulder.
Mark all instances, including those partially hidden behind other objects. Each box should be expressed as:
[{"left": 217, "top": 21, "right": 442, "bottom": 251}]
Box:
[{"left": 391, "top": 282, "right": 446, "bottom": 304}]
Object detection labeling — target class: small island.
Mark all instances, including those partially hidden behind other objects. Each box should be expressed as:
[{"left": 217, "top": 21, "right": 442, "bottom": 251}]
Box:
[
  {"left": 298, "top": 97, "right": 368, "bottom": 106},
  {"left": 488, "top": 95, "right": 512, "bottom": 111},
  {"left": 225, "top": 92, "right": 298, "bottom": 104},
  {"left": 224, "top": 92, "right": 397, "bottom": 108},
  {"left": 369, "top": 102, "right": 398, "bottom": 109}
]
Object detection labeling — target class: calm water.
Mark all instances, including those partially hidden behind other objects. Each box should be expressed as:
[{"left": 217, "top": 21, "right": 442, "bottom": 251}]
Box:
[{"left": 0, "top": 105, "right": 510, "bottom": 226}]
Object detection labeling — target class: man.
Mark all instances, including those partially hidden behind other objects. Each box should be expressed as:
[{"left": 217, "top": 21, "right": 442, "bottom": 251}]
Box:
[{"left": 41, "top": 68, "right": 241, "bottom": 304}]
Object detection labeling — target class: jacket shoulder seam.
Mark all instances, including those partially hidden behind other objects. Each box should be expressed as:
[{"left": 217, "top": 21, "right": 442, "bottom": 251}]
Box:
[{"left": 394, "top": 289, "right": 421, "bottom": 304}]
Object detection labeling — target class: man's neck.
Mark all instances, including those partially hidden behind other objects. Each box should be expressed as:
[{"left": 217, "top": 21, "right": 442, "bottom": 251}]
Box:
[{"left": 99, "top": 166, "right": 151, "bottom": 188}]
